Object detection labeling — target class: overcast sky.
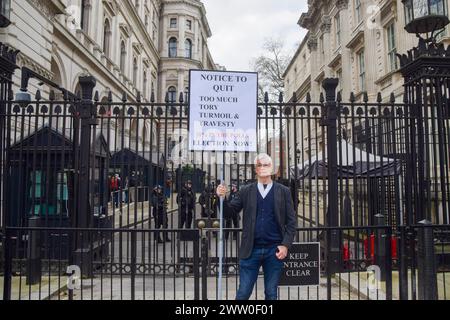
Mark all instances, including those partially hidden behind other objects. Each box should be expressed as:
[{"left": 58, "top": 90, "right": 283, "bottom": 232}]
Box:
[{"left": 202, "top": 0, "right": 308, "bottom": 71}]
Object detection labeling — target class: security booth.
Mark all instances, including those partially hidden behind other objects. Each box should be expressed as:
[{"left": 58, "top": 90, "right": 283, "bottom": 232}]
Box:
[
  {"left": 6, "top": 125, "right": 111, "bottom": 260},
  {"left": 109, "top": 148, "right": 165, "bottom": 202}
]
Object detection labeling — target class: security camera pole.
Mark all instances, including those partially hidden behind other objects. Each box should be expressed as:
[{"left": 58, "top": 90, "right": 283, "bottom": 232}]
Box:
[{"left": 189, "top": 69, "right": 258, "bottom": 300}]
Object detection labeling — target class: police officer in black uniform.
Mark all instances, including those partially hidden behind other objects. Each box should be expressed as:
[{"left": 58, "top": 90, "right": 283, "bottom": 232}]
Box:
[
  {"left": 177, "top": 180, "right": 196, "bottom": 228},
  {"left": 152, "top": 185, "right": 170, "bottom": 243}
]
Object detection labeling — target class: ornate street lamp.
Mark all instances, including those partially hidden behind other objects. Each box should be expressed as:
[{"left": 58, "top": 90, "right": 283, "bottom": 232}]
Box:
[
  {"left": 402, "top": 0, "right": 449, "bottom": 35},
  {"left": 0, "top": 0, "right": 11, "bottom": 28}
]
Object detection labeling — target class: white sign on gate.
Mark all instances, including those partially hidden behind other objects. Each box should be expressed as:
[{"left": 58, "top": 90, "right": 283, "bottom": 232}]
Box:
[{"left": 188, "top": 70, "right": 258, "bottom": 152}]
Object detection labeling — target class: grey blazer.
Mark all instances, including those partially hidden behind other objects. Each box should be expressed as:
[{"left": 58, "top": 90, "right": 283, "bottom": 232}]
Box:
[{"left": 224, "top": 182, "right": 297, "bottom": 259}]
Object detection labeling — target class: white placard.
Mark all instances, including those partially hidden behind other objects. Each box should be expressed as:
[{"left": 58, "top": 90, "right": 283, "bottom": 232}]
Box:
[{"left": 188, "top": 70, "right": 258, "bottom": 152}]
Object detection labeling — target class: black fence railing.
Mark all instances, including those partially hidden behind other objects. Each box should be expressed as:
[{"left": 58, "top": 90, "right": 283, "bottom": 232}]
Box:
[{"left": 2, "top": 225, "right": 449, "bottom": 300}]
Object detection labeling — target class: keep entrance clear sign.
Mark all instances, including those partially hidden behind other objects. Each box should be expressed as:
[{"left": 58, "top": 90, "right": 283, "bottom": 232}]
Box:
[
  {"left": 279, "top": 243, "right": 320, "bottom": 287},
  {"left": 188, "top": 70, "right": 258, "bottom": 152}
]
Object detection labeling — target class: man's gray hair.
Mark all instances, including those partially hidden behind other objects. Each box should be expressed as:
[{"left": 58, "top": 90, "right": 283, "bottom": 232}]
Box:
[{"left": 254, "top": 153, "right": 273, "bottom": 166}]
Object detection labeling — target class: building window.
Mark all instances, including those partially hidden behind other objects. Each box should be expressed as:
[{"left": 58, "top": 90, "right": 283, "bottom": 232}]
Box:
[
  {"left": 169, "top": 37, "right": 177, "bottom": 57},
  {"left": 386, "top": 23, "right": 397, "bottom": 72},
  {"left": 185, "top": 39, "right": 192, "bottom": 59},
  {"left": 335, "top": 13, "right": 341, "bottom": 47},
  {"left": 133, "top": 57, "right": 138, "bottom": 86},
  {"left": 186, "top": 19, "right": 192, "bottom": 30},
  {"left": 81, "top": 0, "right": 90, "bottom": 32},
  {"left": 168, "top": 86, "right": 177, "bottom": 103},
  {"left": 358, "top": 49, "right": 365, "bottom": 92},
  {"left": 355, "top": 0, "right": 362, "bottom": 23},
  {"left": 120, "top": 41, "right": 126, "bottom": 72},
  {"left": 170, "top": 18, "right": 177, "bottom": 28},
  {"left": 103, "top": 19, "right": 112, "bottom": 58}
]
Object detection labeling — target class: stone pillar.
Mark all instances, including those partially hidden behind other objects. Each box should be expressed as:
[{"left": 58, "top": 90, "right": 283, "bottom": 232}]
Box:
[
  {"left": 307, "top": 36, "right": 319, "bottom": 101},
  {"left": 320, "top": 15, "right": 332, "bottom": 78}
]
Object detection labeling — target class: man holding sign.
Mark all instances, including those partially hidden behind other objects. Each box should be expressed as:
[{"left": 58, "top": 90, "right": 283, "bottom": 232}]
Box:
[{"left": 216, "top": 154, "right": 297, "bottom": 300}]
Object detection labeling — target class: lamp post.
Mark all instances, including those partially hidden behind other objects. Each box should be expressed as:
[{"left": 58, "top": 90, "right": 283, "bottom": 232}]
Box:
[
  {"left": 0, "top": 0, "right": 11, "bottom": 28},
  {"left": 402, "top": 0, "right": 449, "bottom": 38}
]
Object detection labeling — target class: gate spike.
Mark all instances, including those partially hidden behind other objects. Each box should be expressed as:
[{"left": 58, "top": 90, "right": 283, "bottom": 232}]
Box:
[
  {"left": 390, "top": 92, "right": 395, "bottom": 103},
  {"left": 350, "top": 92, "right": 355, "bottom": 103},
  {"left": 63, "top": 90, "right": 69, "bottom": 101},
  {"left": 8, "top": 89, "right": 14, "bottom": 101},
  {"left": 337, "top": 91, "right": 342, "bottom": 102},
  {"left": 94, "top": 91, "right": 99, "bottom": 102},
  {"left": 150, "top": 91, "right": 155, "bottom": 103},
  {"left": 179, "top": 92, "right": 184, "bottom": 103},
  {"left": 278, "top": 92, "right": 284, "bottom": 103},
  {"left": 264, "top": 92, "right": 269, "bottom": 103},
  {"left": 377, "top": 92, "right": 382, "bottom": 103},
  {"left": 35, "top": 90, "right": 41, "bottom": 101},
  {"left": 319, "top": 92, "right": 324, "bottom": 103},
  {"left": 108, "top": 91, "right": 113, "bottom": 102},
  {"left": 165, "top": 92, "right": 169, "bottom": 103},
  {"left": 136, "top": 91, "right": 141, "bottom": 102},
  {"left": 122, "top": 92, "right": 127, "bottom": 103},
  {"left": 306, "top": 92, "right": 311, "bottom": 103},
  {"left": 363, "top": 92, "right": 368, "bottom": 103},
  {"left": 49, "top": 90, "right": 55, "bottom": 101},
  {"left": 292, "top": 92, "right": 297, "bottom": 103}
]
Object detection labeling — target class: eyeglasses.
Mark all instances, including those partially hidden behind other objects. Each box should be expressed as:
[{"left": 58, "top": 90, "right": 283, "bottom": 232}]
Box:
[{"left": 256, "top": 163, "right": 271, "bottom": 168}]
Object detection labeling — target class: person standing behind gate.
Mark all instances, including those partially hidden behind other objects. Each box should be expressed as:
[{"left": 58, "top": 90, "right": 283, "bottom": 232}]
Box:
[
  {"left": 216, "top": 153, "right": 297, "bottom": 300},
  {"left": 128, "top": 171, "right": 137, "bottom": 203},
  {"left": 110, "top": 174, "right": 121, "bottom": 207},
  {"left": 177, "top": 180, "right": 196, "bottom": 228},
  {"left": 152, "top": 185, "right": 170, "bottom": 243}
]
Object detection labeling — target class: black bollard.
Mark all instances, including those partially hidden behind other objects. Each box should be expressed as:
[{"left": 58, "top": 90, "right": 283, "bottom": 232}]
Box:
[{"left": 417, "top": 220, "right": 437, "bottom": 300}]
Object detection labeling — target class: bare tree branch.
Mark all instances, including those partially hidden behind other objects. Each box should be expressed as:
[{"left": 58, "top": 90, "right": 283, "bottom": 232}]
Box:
[{"left": 251, "top": 38, "right": 291, "bottom": 102}]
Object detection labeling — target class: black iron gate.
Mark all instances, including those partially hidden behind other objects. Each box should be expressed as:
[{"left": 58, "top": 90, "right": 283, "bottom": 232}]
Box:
[{"left": 1, "top": 40, "right": 450, "bottom": 300}]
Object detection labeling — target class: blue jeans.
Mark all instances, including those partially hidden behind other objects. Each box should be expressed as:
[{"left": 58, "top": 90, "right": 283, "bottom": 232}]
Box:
[{"left": 236, "top": 246, "right": 284, "bottom": 300}]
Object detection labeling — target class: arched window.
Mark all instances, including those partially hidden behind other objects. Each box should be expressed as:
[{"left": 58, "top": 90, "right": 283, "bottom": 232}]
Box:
[
  {"left": 103, "top": 19, "right": 112, "bottom": 57},
  {"left": 169, "top": 37, "right": 177, "bottom": 58},
  {"left": 185, "top": 39, "right": 192, "bottom": 59},
  {"left": 133, "top": 57, "right": 138, "bottom": 86},
  {"left": 120, "top": 41, "right": 126, "bottom": 72},
  {"left": 168, "top": 86, "right": 177, "bottom": 103}
]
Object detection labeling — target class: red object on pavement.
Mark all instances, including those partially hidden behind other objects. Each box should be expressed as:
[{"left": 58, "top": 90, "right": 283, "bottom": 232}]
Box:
[
  {"left": 343, "top": 242, "right": 350, "bottom": 261},
  {"left": 391, "top": 236, "right": 397, "bottom": 259},
  {"left": 364, "top": 234, "right": 375, "bottom": 262}
]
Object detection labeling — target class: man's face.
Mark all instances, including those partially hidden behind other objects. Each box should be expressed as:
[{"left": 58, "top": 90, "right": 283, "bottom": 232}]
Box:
[{"left": 255, "top": 159, "right": 273, "bottom": 178}]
